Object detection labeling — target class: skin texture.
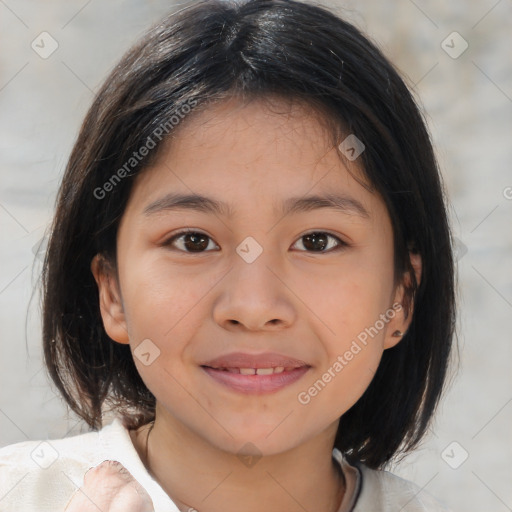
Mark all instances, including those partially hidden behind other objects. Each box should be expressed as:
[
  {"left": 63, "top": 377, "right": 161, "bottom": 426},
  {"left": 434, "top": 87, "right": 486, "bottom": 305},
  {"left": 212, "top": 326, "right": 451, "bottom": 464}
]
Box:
[
  {"left": 91, "top": 97, "right": 421, "bottom": 512},
  {"left": 64, "top": 460, "right": 154, "bottom": 512}
]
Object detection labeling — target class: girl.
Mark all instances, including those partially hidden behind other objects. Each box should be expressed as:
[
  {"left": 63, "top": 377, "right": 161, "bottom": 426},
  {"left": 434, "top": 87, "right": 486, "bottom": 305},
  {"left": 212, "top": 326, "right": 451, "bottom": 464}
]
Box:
[{"left": 0, "top": 0, "right": 456, "bottom": 510}]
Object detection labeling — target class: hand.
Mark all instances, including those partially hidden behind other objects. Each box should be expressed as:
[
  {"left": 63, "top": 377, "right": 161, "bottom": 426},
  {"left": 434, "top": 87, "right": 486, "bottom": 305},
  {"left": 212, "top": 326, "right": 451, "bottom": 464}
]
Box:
[{"left": 64, "top": 460, "right": 154, "bottom": 512}]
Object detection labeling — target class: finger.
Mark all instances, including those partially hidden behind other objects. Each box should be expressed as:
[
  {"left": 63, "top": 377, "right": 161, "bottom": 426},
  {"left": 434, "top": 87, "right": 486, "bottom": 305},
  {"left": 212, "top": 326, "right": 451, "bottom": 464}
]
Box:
[
  {"left": 65, "top": 460, "right": 154, "bottom": 512},
  {"left": 64, "top": 485, "right": 107, "bottom": 512},
  {"left": 108, "top": 482, "right": 155, "bottom": 512}
]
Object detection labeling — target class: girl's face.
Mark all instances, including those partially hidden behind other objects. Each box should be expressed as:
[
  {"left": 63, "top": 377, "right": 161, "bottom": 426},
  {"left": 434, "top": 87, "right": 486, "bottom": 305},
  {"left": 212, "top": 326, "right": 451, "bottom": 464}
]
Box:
[{"left": 93, "top": 97, "right": 420, "bottom": 455}]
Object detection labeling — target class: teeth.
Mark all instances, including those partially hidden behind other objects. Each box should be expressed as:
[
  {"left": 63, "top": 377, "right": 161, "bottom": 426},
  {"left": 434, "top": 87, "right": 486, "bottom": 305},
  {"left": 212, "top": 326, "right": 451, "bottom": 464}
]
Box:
[
  {"left": 256, "top": 368, "right": 274, "bottom": 375},
  {"left": 217, "top": 366, "right": 288, "bottom": 375},
  {"left": 239, "top": 368, "right": 256, "bottom": 375}
]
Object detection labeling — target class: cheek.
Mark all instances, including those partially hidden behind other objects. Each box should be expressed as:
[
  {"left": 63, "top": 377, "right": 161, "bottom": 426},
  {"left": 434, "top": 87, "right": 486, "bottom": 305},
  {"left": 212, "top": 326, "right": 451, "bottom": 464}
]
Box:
[
  {"left": 295, "top": 257, "right": 394, "bottom": 417},
  {"left": 117, "top": 255, "right": 216, "bottom": 391},
  {"left": 327, "top": 274, "right": 394, "bottom": 365},
  {"left": 297, "top": 321, "right": 386, "bottom": 425},
  {"left": 120, "top": 254, "right": 208, "bottom": 338},
  {"left": 311, "top": 255, "right": 394, "bottom": 332},
  {"left": 311, "top": 346, "right": 383, "bottom": 422}
]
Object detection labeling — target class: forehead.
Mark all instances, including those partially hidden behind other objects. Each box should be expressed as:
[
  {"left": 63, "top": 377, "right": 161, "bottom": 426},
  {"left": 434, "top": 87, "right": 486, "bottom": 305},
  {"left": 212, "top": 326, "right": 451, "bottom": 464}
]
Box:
[
  {"left": 126, "top": 97, "right": 385, "bottom": 222},
  {"left": 165, "top": 96, "right": 346, "bottom": 173}
]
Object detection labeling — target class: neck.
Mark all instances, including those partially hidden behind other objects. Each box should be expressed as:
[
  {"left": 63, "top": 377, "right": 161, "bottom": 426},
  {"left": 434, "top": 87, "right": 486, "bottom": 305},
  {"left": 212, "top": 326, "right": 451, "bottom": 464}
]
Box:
[{"left": 131, "top": 410, "right": 345, "bottom": 512}]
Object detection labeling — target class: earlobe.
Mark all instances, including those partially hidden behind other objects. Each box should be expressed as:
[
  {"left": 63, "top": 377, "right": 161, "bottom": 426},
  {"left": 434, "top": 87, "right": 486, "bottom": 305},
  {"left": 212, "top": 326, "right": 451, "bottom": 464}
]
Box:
[
  {"left": 90, "top": 254, "right": 130, "bottom": 345},
  {"left": 384, "top": 250, "right": 423, "bottom": 350},
  {"left": 383, "top": 300, "right": 407, "bottom": 350}
]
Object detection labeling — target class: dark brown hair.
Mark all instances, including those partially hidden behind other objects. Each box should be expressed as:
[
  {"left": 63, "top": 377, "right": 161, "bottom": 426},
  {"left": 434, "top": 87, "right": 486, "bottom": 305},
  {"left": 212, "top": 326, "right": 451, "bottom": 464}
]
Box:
[{"left": 42, "top": 0, "right": 456, "bottom": 469}]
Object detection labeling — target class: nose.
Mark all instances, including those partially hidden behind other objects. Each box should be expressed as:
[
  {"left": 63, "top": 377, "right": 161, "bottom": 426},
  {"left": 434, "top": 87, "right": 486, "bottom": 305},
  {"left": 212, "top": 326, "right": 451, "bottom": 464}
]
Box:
[{"left": 212, "top": 251, "right": 297, "bottom": 332}]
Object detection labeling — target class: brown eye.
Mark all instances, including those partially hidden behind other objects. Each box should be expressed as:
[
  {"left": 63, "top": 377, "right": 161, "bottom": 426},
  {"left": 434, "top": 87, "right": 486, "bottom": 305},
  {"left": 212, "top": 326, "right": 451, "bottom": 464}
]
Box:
[
  {"left": 164, "top": 230, "right": 347, "bottom": 254},
  {"left": 292, "top": 232, "right": 346, "bottom": 253},
  {"left": 165, "top": 231, "right": 218, "bottom": 253}
]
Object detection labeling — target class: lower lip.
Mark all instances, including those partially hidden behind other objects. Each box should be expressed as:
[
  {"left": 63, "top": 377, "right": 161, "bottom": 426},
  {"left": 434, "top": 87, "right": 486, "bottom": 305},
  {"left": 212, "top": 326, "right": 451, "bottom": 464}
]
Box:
[{"left": 201, "top": 366, "right": 310, "bottom": 394}]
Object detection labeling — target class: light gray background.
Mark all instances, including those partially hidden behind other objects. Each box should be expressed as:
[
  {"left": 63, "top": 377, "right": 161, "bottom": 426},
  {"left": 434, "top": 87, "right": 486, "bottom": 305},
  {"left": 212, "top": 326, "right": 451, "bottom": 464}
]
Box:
[{"left": 1, "top": 1, "right": 511, "bottom": 511}]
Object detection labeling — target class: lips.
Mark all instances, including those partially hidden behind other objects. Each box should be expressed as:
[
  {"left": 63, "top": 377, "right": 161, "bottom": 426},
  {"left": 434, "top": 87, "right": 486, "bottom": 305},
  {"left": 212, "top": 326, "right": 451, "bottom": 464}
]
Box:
[
  {"left": 200, "top": 352, "right": 311, "bottom": 394},
  {"left": 201, "top": 351, "right": 310, "bottom": 371},
  {"left": 201, "top": 366, "right": 310, "bottom": 394}
]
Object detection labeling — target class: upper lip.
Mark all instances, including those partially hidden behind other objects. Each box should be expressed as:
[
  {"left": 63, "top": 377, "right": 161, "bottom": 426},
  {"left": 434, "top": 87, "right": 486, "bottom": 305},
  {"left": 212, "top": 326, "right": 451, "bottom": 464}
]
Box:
[{"left": 202, "top": 352, "right": 310, "bottom": 369}]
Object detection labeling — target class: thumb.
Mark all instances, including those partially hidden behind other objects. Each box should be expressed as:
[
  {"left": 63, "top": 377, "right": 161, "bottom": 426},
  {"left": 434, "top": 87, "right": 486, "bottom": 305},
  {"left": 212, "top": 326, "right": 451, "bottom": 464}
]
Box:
[{"left": 65, "top": 460, "right": 154, "bottom": 512}]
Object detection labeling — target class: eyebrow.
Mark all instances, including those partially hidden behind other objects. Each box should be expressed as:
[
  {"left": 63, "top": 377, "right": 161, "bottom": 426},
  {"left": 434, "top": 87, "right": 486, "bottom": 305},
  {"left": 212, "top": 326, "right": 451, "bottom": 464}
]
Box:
[{"left": 143, "top": 192, "right": 370, "bottom": 219}]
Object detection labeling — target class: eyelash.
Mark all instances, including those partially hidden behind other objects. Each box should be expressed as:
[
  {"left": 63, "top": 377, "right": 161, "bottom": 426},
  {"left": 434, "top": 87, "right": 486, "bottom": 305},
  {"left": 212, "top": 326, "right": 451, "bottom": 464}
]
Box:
[{"left": 162, "top": 229, "right": 349, "bottom": 254}]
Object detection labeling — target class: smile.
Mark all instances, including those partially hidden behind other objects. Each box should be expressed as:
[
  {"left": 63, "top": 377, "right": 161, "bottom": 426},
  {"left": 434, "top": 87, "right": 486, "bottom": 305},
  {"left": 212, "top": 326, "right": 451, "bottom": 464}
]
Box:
[{"left": 201, "top": 365, "right": 310, "bottom": 394}]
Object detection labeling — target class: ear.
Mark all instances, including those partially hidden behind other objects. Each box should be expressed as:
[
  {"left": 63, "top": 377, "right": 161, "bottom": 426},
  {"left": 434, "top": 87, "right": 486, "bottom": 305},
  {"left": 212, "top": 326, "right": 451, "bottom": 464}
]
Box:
[
  {"left": 384, "top": 250, "right": 422, "bottom": 350},
  {"left": 90, "top": 254, "right": 130, "bottom": 345}
]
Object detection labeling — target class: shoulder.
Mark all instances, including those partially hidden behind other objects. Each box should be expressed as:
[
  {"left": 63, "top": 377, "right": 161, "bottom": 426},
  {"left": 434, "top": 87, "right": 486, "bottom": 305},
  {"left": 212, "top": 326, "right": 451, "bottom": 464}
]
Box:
[
  {"left": 0, "top": 419, "right": 124, "bottom": 512},
  {"left": 353, "top": 464, "right": 452, "bottom": 512}
]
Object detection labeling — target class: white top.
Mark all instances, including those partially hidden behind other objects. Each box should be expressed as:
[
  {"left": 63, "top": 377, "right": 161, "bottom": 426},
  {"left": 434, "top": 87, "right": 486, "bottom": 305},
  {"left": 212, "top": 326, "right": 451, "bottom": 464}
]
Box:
[{"left": 0, "top": 417, "right": 452, "bottom": 511}]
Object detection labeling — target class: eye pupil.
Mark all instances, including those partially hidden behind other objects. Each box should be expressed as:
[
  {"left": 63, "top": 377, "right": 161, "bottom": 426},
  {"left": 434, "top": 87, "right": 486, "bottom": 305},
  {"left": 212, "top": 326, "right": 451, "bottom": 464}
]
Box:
[
  {"left": 183, "top": 233, "right": 209, "bottom": 252},
  {"left": 303, "top": 232, "right": 328, "bottom": 251},
  {"left": 168, "top": 230, "right": 343, "bottom": 254}
]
